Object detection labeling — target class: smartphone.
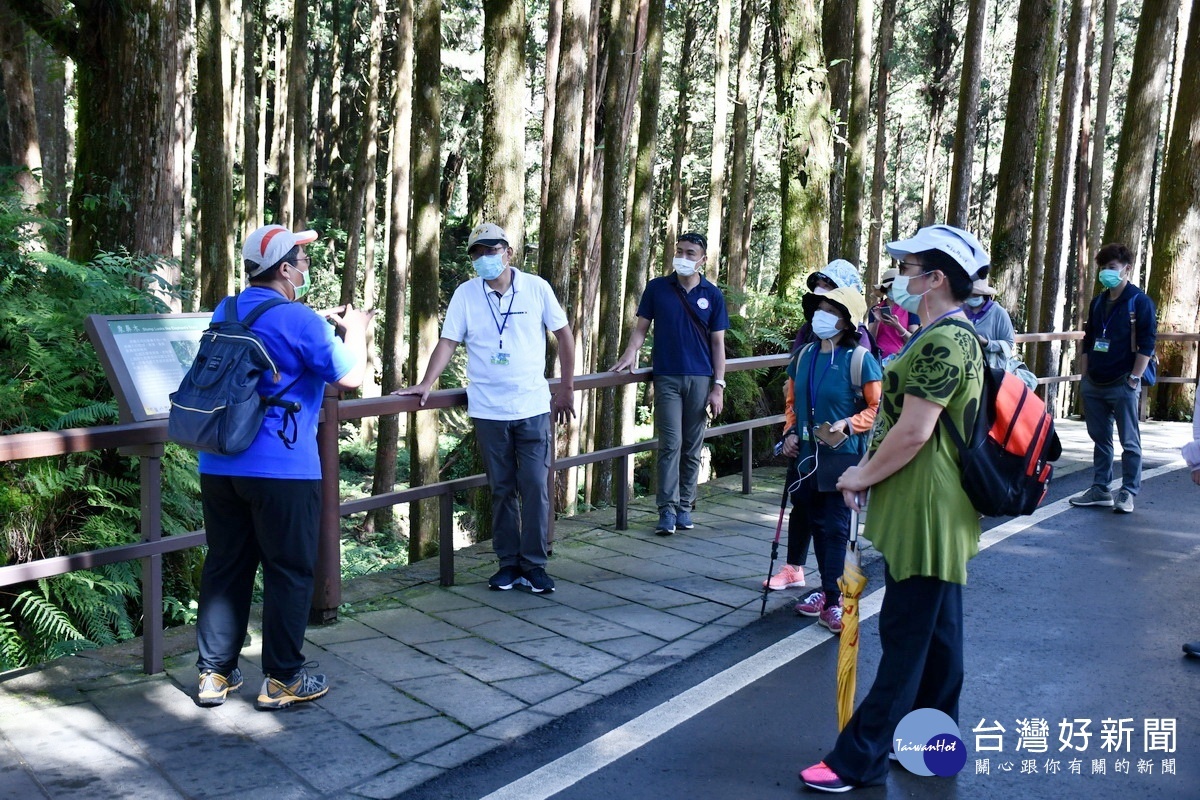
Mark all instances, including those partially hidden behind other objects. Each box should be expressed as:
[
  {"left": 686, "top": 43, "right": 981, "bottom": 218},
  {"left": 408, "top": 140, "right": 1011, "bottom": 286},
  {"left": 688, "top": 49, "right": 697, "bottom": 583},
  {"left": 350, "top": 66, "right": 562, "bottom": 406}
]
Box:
[{"left": 814, "top": 421, "right": 849, "bottom": 449}]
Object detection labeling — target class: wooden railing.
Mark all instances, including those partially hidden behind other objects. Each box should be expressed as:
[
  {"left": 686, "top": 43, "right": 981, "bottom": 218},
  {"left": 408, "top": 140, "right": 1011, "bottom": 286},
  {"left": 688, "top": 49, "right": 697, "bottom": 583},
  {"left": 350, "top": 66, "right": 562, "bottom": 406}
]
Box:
[{"left": 0, "top": 354, "right": 789, "bottom": 674}]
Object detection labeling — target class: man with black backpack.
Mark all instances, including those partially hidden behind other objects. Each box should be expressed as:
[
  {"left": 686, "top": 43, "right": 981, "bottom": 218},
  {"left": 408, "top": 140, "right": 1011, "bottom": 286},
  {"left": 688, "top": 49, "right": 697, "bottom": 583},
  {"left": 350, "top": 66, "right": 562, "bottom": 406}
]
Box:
[
  {"left": 193, "top": 224, "right": 368, "bottom": 710},
  {"left": 1070, "top": 243, "right": 1158, "bottom": 514},
  {"left": 613, "top": 232, "right": 730, "bottom": 537}
]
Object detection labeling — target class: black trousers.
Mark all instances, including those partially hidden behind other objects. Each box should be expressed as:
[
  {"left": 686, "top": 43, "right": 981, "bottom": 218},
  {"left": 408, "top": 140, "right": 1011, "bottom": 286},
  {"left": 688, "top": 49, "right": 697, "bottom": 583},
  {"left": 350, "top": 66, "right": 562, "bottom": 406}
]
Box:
[
  {"left": 785, "top": 473, "right": 851, "bottom": 602},
  {"left": 823, "top": 567, "right": 965, "bottom": 787},
  {"left": 196, "top": 474, "right": 321, "bottom": 679}
]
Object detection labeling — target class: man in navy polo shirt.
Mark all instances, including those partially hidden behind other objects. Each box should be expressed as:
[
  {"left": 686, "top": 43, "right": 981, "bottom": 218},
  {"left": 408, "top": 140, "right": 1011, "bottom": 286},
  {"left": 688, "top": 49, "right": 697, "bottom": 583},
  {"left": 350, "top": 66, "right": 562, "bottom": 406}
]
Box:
[{"left": 613, "top": 232, "right": 730, "bottom": 535}]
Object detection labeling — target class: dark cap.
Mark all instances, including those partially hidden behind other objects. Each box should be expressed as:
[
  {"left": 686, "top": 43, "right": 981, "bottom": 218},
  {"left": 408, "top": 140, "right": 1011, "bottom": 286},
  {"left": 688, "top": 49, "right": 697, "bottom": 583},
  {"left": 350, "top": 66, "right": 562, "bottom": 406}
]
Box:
[{"left": 678, "top": 232, "right": 707, "bottom": 252}]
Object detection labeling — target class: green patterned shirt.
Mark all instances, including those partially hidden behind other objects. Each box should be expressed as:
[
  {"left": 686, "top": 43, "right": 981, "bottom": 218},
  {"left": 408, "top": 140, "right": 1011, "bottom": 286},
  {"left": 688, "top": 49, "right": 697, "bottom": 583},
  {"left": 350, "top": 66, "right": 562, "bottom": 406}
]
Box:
[{"left": 865, "top": 318, "right": 985, "bottom": 584}]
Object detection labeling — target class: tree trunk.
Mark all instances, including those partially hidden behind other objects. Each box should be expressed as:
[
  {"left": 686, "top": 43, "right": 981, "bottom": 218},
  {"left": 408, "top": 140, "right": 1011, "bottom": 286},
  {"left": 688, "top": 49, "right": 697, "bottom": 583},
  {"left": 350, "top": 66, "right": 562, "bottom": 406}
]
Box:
[
  {"left": 919, "top": 0, "right": 957, "bottom": 227},
  {"left": 11, "top": 0, "right": 183, "bottom": 287},
  {"left": 1086, "top": 0, "right": 1118, "bottom": 258},
  {"left": 1147, "top": 0, "right": 1200, "bottom": 420},
  {"left": 990, "top": 0, "right": 1057, "bottom": 320},
  {"left": 726, "top": 0, "right": 757, "bottom": 311},
  {"left": 367, "top": 0, "right": 414, "bottom": 535},
  {"left": 339, "top": 0, "right": 383, "bottom": 309},
  {"left": 866, "top": 0, "right": 896, "bottom": 283},
  {"left": 242, "top": 0, "right": 261, "bottom": 234},
  {"left": 946, "top": 0, "right": 987, "bottom": 227},
  {"left": 408, "top": 0, "right": 441, "bottom": 562},
  {"left": 769, "top": 0, "right": 831, "bottom": 297},
  {"left": 29, "top": 36, "right": 66, "bottom": 251},
  {"left": 1036, "top": 0, "right": 1089, "bottom": 408},
  {"left": 0, "top": 0, "right": 42, "bottom": 211},
  {"left": 821, "top": 0, "right": 853, "bottom": 259},
  {"left": 706, "top": 0, "right": 733, "bottom": 266},
  {"left": 590, "top": 0, "right": 641, "bottom": 505},
  {"left": 1102, "top": 0, "right": 1181, "bottom": 254},
  {"left": 840, "top": 0, "right": 872, "bottom": 264},
  {"left": 287, "top": 0, "right": 310, "bottom": 225},
  {"left": 664, "top": 2, "right": 698, "bottom": 275},
  {"left": 540, "top": 0, "right": 563, "bottom": 217},
  {"left": 197, "top": 0, "right": 236, "bottom": 310},
  {"left": 483, "top": 0, "right": 526, "bottom": 253}
]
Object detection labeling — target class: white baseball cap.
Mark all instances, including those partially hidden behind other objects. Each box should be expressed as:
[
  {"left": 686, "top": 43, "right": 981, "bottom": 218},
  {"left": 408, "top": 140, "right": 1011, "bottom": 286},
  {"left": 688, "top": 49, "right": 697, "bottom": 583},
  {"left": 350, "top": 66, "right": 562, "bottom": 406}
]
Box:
[
  {"left": 886, "top": 225, "right": 989, "bottom": 279},
  {"left": 243, "top": 224, "right": 318, "bottom": 278}
]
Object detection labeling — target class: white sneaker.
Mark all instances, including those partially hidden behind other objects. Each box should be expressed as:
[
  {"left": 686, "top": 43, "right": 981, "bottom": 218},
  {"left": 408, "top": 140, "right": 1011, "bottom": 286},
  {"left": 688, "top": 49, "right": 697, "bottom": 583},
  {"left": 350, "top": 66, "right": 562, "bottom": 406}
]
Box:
[{"left": 763, "top": 564, "right": 806, "bottom": 591}]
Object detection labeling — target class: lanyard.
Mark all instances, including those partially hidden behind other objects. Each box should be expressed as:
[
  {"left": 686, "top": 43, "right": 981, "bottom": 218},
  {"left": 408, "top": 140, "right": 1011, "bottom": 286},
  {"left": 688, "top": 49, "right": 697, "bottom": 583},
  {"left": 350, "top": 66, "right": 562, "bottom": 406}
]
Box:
[
  {"left": 482, "top": 276, "right": 518, "bottom": 349},
  {"left": 1098, "top": 295, "right": 1123, "bottom": 339},
  {"left": 899, "top": 309, "right": 963, "bottom": 356},
  {"left": 806, "top": 345, "right": 838, "bottom": 415}
]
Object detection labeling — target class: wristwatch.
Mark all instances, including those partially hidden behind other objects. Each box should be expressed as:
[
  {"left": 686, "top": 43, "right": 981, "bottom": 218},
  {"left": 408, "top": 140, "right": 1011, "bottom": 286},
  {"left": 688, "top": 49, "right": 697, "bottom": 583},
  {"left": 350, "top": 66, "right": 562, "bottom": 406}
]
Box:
[{"left": 714, "top": 378, "right": 727, "bottom": 388}]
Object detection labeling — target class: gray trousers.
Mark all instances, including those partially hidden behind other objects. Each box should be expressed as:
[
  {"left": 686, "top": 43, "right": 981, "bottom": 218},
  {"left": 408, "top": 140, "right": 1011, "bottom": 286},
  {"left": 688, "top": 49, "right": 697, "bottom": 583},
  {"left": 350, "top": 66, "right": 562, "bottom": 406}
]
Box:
[
  {"left": 474, "top": 413, "right": 552, "bottom": 569},
  {"left": 654, "top": 374, "right": 711, "bottom": 512},
  {"left": 1080, "top": 375, "right": 1143, "bottom": 495}
]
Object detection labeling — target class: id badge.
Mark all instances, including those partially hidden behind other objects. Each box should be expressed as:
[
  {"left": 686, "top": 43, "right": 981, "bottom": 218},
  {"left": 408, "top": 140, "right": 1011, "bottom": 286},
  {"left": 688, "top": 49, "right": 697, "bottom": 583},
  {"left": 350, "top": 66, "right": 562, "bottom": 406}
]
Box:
[
  {"left": 490, "top": 352, "right": 511, "bottom": 366},
  {"left": 1093, "top": 338, "right": 1110, "bottom": 353},
  {"left": 799, "top": 426, "right": 811, "bottom": 441}
]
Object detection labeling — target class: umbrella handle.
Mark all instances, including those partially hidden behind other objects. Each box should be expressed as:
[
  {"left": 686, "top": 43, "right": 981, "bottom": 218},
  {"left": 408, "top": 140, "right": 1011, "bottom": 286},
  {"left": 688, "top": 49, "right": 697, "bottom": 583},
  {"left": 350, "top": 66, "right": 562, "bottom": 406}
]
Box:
[{"left": 848, "top": 507, "right": 859, "bottom": 551}]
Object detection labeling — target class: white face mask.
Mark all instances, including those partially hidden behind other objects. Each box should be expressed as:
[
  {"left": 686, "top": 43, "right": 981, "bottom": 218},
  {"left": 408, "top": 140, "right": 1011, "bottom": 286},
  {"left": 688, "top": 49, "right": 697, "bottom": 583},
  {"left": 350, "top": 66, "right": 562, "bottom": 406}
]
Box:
[
  {"left": 891, "top": 273, "right": 931, "bottom": 313},
  {"left": 811, "top": 310, "right": 843, "bottom": 341},
  {"left": 673, "top": 257, "right": 699, "bottom": 276}
]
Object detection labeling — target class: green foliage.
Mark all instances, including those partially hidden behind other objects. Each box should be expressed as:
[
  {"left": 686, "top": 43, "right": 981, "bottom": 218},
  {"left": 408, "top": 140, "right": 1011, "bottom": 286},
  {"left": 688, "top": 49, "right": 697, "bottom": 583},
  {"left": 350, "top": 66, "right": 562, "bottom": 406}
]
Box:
[{"left": 0, "top": 183, "right": 204, "bottom": 670}]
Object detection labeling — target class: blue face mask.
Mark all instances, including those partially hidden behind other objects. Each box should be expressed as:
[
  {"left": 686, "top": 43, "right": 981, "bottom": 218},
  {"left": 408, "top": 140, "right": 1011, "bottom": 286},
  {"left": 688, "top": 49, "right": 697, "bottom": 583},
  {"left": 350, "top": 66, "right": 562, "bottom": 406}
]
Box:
[
  {"left": 964, "top": 295, "right": 985, "bottom": 309},
  {"left": 1098, "top": 268, "right": 1123, "bottom": 289},
  {"left": 891, "top": 273, "right": 931, "bottom": 314},
  {"left": 811, "top": 310, "right": 843, "bottom": 341},
  {"left": 473, "top": 253, "right": 506, "bottom": 281}
]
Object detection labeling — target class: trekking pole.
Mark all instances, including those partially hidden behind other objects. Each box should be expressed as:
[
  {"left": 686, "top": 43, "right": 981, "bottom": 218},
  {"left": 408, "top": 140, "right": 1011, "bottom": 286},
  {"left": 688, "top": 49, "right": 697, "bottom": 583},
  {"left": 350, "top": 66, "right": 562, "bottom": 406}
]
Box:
[{"left": 761, "top": 433, "right": 797, "bottom": 617}]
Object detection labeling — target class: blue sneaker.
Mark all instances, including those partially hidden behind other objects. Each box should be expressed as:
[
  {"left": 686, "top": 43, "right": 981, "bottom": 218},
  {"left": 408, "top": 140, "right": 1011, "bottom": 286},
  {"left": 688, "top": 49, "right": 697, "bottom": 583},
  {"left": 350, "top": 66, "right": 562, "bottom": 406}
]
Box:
[
  {"left": 676, "top": 508, "right": 695, "bottom": 529},
  {"left": 654, "top": 509, "right": 676, "bottom": 536}
]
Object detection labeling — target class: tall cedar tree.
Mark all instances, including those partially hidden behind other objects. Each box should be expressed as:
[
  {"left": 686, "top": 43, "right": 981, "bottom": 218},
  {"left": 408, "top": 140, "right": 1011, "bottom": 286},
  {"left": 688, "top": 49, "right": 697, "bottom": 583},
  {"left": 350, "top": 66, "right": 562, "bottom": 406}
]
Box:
[
  {"left": 483, "top": 0, "right": 527, "bottom": 254},
  {"left": 946, "top": 0, "right": 987, "bottom": 227},
  {"left": 197, "top": 0, "right": 235, "bottom": 310}
]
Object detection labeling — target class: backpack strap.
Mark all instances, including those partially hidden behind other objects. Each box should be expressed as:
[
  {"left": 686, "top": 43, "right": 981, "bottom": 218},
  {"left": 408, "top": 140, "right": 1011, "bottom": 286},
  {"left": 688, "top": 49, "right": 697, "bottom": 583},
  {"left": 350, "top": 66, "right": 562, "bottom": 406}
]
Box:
[
  {"left": 240, "top": 294, "right": 291, "bottom": 327},
  {"left": 849, "top": 345, "right": 868, "bottom": 398}
]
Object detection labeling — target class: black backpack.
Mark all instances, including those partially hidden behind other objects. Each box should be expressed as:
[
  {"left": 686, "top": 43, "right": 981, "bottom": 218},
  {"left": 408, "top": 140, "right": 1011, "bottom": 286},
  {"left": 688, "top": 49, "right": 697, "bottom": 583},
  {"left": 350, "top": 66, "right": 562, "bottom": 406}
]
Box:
[{"left": 168, "top": 294, "right": 300, "bottom": 455}]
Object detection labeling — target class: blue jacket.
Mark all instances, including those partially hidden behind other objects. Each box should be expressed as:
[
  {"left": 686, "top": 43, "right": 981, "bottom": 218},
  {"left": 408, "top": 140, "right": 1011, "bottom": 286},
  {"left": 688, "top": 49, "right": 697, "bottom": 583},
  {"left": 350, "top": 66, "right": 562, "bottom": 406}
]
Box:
[{"left": 1082, "top": 284, "right": 1157, "bottom": 385}]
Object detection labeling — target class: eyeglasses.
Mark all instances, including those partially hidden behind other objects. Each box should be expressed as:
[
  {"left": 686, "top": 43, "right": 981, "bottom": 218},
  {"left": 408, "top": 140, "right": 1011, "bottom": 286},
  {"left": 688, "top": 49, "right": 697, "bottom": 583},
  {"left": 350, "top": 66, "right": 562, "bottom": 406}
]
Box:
[
  {"left": 895, "top": 260, "right": 933, "bottom": 277},
  {"left": 470, "top": 244, "right": 506, "bottom": 259},
  {"left": 292, "top": 255, "right": 311, "bottom": 269}
]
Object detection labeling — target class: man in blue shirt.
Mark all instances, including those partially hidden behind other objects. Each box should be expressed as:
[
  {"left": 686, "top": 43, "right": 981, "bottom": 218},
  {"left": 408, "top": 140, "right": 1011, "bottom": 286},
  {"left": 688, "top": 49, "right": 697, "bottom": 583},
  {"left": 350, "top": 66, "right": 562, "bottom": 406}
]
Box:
[
  {"left": 1070, "top": 242, "right": 1158, "bottom": 514},
  {"left": 195, "top": 224, "right": 368, "bottom": 710},
  {"left": 613, "top": 232, "right": 730, "bottom": 535}
]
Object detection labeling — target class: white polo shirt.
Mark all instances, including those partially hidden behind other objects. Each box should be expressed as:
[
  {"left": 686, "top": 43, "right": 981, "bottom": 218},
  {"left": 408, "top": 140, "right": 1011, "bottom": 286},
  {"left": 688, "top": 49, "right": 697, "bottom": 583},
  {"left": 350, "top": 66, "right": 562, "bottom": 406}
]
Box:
[{"left": 441, "top": 268, "right": 570, "bottom": 420}]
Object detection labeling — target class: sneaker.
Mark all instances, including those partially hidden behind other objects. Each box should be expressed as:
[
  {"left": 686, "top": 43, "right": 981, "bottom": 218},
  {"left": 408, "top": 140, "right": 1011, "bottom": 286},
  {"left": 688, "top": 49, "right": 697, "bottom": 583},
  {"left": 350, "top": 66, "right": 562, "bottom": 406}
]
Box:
[
  {"left": 256, "top": 664, "right": 329, "bottom": 710},
  {"left": 676, "top": 508, "right": 695, "bottom": 530},
  {"left": 521, "top": 566, "right": 556, "bottom": 593},
  {"left": 196, "top": 667, "right": 243, "bottom": 707},
  {"left": 1113, "top": 489, "right": 1134, "bottom": 514},
  {"left": 1069, "top": 486, "right": 1114, "bottom": 507},
  {"left": 800, "top": 761, "right": 852, "bottom": 793},
  {"left": 795, "top": 590, "right": 826, "bottom": 617},
  {"left": 654, "top": 509, "right": 677, "bottom": 536},
  {"left": 764, "top": 564, "right": 806, "bottom": 591},
  {"left": 819, "top": 604, "right": 844, "bottom": 634},
  {"left": 1184, "top": 641, "right": 1200, "bottom": 658},
  {"left": 489, "top": 564, "right": 524, "bottom": 591}
]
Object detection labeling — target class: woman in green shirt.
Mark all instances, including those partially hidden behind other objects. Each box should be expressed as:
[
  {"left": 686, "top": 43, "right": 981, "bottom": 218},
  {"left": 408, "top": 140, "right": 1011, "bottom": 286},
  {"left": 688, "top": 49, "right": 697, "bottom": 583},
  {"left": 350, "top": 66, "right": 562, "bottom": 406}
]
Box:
[{"left": 800, "top": 225, "right": 987, "bottom": 793}]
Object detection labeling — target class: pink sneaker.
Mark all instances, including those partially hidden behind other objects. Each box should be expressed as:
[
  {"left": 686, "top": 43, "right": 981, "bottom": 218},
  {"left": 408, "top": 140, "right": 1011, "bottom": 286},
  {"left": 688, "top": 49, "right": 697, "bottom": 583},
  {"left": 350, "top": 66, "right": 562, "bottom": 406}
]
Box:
[
  {"left": 799, "top": 761, "right": 852, "bottom": 793},
  {"left": 764, "top": 564, "right": 806, "bottom": 591},
  {"left": 819, "top": 603, "right": 844, "bottom": 634},
  {"left": 794, "top": 590, "right": 825, "bottom": 617}
]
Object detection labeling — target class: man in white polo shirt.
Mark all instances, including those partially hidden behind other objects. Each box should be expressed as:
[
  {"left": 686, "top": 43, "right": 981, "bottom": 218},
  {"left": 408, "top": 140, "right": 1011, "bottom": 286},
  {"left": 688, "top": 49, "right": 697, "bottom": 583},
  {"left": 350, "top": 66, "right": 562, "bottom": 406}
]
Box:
[{"left": 396, "top": 222, "right": 575, "bottom": 593}]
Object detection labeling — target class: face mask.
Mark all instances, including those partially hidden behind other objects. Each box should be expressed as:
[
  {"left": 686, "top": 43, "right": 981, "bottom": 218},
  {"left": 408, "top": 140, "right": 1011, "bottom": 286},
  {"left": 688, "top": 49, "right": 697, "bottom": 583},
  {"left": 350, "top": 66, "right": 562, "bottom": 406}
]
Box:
[
  {"left": 1098, "top": 268, "right": 1123, "bottom": 289},
  {"left": 673, "top": 257, "right": 699, "bottom": 276},
  {"left": 811, "top": 310, "right": 842, "bottom": 341},
  {"left": 965, "top": 295, "right": 985, "bottom": 309},
  {"left": 473, "top": 253, "right": 506, "bottom": 281},
  {"left": 289, "top": 266, "right": 311, "bottom": 300},
  {"left": 891, "top": 273, "right": 931, "bottom": 313}
]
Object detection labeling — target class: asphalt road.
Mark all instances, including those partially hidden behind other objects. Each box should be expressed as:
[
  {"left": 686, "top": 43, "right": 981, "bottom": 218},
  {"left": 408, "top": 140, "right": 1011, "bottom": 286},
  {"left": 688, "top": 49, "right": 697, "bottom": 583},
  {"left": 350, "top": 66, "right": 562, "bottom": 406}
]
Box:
[{"left": 400, "top": 460, "right": 1200, "bottom": 800}]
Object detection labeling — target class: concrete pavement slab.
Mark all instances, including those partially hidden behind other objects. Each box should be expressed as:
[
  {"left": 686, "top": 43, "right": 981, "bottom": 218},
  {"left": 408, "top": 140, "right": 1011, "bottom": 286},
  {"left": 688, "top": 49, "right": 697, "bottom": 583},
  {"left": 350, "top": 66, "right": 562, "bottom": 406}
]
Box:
[
  {"left": 590, "top": 603, "right": 703, "bottom": 640},
  {"left": 395, "top": 672, "right": 527, "bottom": 728},
  {"left": 354, "top": 606, "right": 473, "bottom": 643},
  {"left": 256, "top": 718, "right": 398, "bottom": 793},
  {"left": 589, "top": 633, "right": 669, "bottom": 661},
  {"left": 490, "top": 671, "right": 581, "bottom": 704},
  {"left": 477, "top": 709, "right": 556, "bottom": 741},
  {"left": 504, "top": 636, "right": 625, "bottom": 681},
  {"left": 583, "top": 577, "right": 708, "bottom": 609},
  {"left": 661, "top": 574, "right": 765, "bottom": 606},
  {"left": 538, "top": 580, "right": 630, "bottom": 611},
  {"left": 413, "top": 732, "right": 504, "bottom": 768},
  {"left": 513, "top": 605, "right": 642, "bottom": 643},
  {"left": 322, "top": 637, "right": 456, "bottom": 683},
  {"left": 366, "top": 715, "right": 470, "bottom": 761},
  {"left": 348, "top": 762, "right": 446, "bottom": 799},
  {"left": 586, "top": 553, "right": 693, "bottom": 581},
  {"left": 411, "top": 636, "right": 551, "bottom": 683}
]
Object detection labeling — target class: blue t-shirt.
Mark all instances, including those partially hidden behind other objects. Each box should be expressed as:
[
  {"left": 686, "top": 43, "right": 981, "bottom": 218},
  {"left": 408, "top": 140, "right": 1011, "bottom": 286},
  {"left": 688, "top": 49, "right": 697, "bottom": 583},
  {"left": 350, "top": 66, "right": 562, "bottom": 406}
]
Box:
[
  {"left": 1082, "top": 284, "right": 1157, "bottom": 385},
  {"left": 198, "top": 287, "right": 357, "bottom": 479},
  {"left": 637, "top": 275, "right": 730, "bottom": 375},
  {"left": 786, "top": 343, "right": 882, "bottom": 462}
]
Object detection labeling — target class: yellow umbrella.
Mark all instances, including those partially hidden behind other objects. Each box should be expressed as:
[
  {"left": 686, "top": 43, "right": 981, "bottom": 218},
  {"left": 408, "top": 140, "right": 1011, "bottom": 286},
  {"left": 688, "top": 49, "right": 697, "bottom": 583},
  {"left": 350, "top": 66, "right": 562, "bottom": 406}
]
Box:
[{"left": 836, "top": 508, "right": 868, "bottom": 731}]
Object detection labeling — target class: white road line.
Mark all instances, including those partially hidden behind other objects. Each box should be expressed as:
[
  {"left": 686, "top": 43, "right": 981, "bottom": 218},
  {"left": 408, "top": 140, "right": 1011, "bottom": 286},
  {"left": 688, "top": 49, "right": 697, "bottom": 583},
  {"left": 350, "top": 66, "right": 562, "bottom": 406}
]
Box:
[{"left": 480, "top": 459, "right": 1186, "bottom": 800}]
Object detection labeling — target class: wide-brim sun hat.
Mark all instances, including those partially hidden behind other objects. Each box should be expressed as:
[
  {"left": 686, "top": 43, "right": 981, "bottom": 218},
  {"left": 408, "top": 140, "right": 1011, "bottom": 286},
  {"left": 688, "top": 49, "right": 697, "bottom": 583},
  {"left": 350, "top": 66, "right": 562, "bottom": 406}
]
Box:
[
  {"left": 876, "top": 268, "right": 899, "bottom": 290},
  {"left": 806, "top": 258, "right": 864, "bottom": 292},
  {"left": 971, "top": 279, "right": 997, "bottom": 296},
  {"left": 886, "top": 224, "right": 989, "bottom": 280},
  {"left": 803, "top": 285, "right": 869, "bottom": 329}
]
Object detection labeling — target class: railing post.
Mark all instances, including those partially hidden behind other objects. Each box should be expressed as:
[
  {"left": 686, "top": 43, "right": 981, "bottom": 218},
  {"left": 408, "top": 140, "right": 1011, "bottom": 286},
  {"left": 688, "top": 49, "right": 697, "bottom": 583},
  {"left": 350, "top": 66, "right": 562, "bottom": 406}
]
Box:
[
  {"left": 615, "top": 453, "right": 629, "bottom": 530},
  {"left": 311, "top": 385, "right": 341, "bottom": 624},
  {"left": 742, "top": 429, "right": 753, "bottom": 494},
  {"left": 130, "top": 444, "right": 164, "bottom": 674},
  {"left": 439, "top": 491, "right": 455, "bottom": 586}
]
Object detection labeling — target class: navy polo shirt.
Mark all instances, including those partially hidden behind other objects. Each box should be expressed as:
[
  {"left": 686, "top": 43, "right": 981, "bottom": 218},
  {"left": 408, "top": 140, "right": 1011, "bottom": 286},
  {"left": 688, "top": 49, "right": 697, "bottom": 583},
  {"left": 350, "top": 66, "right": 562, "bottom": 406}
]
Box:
[{"left": 637, "top": 275, "right": 730, "bottom": 375}]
